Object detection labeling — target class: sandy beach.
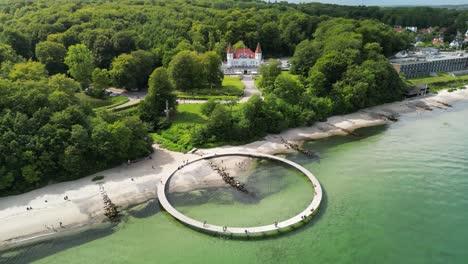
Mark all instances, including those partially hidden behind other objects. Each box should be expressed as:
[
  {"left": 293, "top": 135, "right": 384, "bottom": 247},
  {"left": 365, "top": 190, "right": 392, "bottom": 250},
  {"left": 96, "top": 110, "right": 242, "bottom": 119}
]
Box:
[{"left": 1, "top": 88, "right": 468, "bottom": 250}]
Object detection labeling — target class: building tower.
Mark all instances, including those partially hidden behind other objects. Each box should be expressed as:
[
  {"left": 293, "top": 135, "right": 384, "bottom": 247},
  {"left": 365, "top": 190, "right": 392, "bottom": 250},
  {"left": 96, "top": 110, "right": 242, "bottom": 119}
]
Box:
[
  {"left": 255, "top": 43, "right": 262, "bottom": 65},
  {"left": 226, "top": 42, "right": 233, "bottom": 67}
]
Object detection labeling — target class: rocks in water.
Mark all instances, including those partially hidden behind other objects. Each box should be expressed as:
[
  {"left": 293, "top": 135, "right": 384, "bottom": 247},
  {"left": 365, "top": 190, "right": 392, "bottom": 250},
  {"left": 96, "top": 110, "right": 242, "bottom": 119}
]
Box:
[
  {"left": 324, "top": 123, "right": 360, "bottom": 137},
  {"left": 412, "top": 102, "right": 433, "bottom": 111},
  {"left": 280, "top": 137, "right": 320, "bottom": 158},
  {"left": 207, "top": 160, "right": 249, "bottom": 193},
  {"left": 435, "top": 101, "right": 452, "bottom": 108},
  {"left": 99, "top": 185, "right": 119, "bottom": 220},
  {"left": 369, "top": 111, "right": 399, "bottom": 122}
]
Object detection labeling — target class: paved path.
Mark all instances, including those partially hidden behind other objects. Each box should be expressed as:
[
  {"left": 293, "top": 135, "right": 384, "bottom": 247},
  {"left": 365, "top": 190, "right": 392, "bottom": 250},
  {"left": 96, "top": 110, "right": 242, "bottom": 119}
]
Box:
[
  {"left": 239, "top": 75, "right": 263, "bottom": 103},
  {"left": 109, "top": 75, "right": 263, "bottom": 110},
  {"left": 157, "top": 152, "right": 322, "bottom": 236},
  {"left": 112, "top": 90, "right": 147, "bottom": 110}
]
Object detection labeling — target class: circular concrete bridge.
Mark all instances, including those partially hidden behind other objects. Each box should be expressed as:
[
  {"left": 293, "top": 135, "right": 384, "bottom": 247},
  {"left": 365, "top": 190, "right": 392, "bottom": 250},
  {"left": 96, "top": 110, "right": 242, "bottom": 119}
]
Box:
[{"left": 157, "top": 152, "right": 322, "bottom": 236}]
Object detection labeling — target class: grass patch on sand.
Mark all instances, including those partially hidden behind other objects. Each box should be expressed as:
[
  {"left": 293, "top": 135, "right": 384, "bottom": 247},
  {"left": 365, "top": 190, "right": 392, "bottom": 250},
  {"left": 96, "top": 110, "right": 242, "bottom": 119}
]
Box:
[{"left": 409, "top": 73, "right": 468, "bottom": 93}]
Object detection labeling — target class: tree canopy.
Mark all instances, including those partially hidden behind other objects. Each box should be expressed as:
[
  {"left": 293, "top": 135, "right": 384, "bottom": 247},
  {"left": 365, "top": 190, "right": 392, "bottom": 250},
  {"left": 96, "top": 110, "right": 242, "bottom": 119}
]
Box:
[
  {"left": 64, "top": 44, "right": 94, "bottom": 87},
  {"left": 0, "top": 67, "right": 152, "bottom": 194},
  {"left": 0, "top": 0, "right": 456, "bottom": 194}
]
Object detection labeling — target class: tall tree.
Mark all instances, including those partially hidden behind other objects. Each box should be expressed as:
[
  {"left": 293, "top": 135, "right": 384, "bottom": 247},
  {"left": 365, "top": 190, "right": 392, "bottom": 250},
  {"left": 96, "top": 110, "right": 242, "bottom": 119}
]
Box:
[
  {"left": 112, "top": 30, "right": 138, "bottom": 55},
  {"left": 0, "top": 44, "right": 22, "bottom": 64},
  {"left": 1, "top": 29, "right": 31, "bottom": 58},
  {"left": 91, "top": 68, "right": 110, "bottom": 97},
  {"left": 259, "top": 59, "right": 282, "bottom": 92},
  {"left": 35, "top": 41, "right": 68, "bottom": 75},
  {"left": 48, "top": 74, "right": 81, "bottom": 95},
  {"left": 289, "top": 39, "right": 319, "bottom": 76},
  {"left": 110, "top": 50, "right": 154, "bottom": 91},
  {"left": 9, "top": 61, "right": 48, "bottom": 81},
  {"left": 168, "top": 50, "right": 203, "bottom": 91},
  {"left": 201, "top": 51, "right": 223, "bottom": 89},
  {"left": 273, "top": 74, "right": 304, "bottom": 105},
  {"left": 139, "top": 67, "right": 176, "bottom": 128},
  {"left": 64, "top": 44, "right": 94, "bottom": 87}
]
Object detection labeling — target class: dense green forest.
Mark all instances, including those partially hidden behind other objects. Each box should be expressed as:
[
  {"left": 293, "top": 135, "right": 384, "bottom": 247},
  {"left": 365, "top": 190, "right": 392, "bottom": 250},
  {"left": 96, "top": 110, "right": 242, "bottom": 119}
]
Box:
[
  {"left": 0, "top": 0, "right": 465, "bottom": 194},
  {"left": 0, "top": 66, "right": 153, "bottom": 194},
  {"left": 156, "top": 17, "right": 408, "bottom": 150}
]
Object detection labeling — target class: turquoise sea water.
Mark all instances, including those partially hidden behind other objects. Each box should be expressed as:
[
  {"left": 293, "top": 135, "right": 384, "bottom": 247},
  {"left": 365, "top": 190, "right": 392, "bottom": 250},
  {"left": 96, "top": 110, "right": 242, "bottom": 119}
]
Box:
[{"left": 2, "top": 102, "right": 468, "bottom": 264}]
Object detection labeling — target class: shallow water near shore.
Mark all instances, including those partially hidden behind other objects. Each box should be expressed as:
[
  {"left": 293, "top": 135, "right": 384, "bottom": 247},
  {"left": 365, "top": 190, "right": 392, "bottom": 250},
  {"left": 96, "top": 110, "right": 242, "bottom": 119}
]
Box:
[
  {"left": 2, "top": 102, "right": 468, "bottom": 263},
  {"left": 167, "top": 158, "right": 313, "bottom": 227}
]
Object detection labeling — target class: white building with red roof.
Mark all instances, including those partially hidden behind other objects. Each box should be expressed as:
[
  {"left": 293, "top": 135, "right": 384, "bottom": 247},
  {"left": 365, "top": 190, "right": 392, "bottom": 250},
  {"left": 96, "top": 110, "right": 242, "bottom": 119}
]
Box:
[{"left": 224, "top": 42, "right": 263, "bottom": 74}]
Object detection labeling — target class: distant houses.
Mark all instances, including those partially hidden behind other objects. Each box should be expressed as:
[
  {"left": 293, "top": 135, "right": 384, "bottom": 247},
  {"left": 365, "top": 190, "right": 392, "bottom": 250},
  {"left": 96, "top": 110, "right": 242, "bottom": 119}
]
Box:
[
  {"left": 432, "top": 37, "right": 444, "bottom": 46},
  {"left": 450, "top": 39, "right": 463, "bottom": 49},
  {"left": 419, "top": 26, "right": 435, "bottom": 34},
  {"left": 393, "top": 25, "right": 418, "bottom": 33},
  {"left": 395, "top": 25, "right": 467, "bottom": 50}
]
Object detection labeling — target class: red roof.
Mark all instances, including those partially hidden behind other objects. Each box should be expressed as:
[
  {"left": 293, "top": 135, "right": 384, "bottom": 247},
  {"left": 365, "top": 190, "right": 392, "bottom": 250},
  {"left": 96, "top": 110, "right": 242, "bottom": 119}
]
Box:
[
  {"left": 432, "top": 38, "right": 444, "bottom": 45},
  {"left": 255, "top": 43, "right": 262, "bottom": 53},
  {"left": 233, "top": 48, "right": 255, "bottom": 59},
  {"left": 226, "top": 43, "right": 233, "bottom": 53}
]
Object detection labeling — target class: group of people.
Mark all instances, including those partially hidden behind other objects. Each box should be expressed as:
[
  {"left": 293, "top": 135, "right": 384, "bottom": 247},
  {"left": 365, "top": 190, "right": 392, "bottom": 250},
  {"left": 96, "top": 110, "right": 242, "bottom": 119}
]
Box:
[
  {"left": 235, "top": 161, "right": 247, "bottom": 170},
  {"left": 177, "top": 160, "right": 191, "bottom": 170},
  {"left": 26, "top": 195, "right": 70, "bottom": 211}
]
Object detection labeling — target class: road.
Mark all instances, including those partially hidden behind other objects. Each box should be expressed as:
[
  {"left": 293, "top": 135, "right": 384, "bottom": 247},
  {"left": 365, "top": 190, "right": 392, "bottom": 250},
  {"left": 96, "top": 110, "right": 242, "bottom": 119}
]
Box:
[
  {"left": 111, "top": 89, "right": 147, "bottom": 110},
  {"left": 239, "top": 75, "right": 263, "bottom": 103}
]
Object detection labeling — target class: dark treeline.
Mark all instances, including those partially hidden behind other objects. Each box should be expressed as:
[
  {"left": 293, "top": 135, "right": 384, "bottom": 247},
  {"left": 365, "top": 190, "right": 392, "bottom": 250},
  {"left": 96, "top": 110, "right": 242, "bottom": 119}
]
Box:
[
  {"left": 296, "top": 3, "right": 468, "bottom": 30},
  {"left": 0, "top": 0, "right": 466, "bottom": 70}
]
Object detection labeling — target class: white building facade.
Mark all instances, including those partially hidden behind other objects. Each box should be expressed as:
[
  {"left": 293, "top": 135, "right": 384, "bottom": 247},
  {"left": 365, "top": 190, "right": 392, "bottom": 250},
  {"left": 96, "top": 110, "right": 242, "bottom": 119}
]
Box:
[{"left": 223, "top": 42, "right": 263, "bottom": 74}]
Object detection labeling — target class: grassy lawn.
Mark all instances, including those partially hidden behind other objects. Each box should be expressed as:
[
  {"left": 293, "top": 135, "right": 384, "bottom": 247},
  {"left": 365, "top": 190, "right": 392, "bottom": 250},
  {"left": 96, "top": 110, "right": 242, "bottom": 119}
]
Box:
[
  {"left": 150, "top": 103, "right": 207, "bottom": 152},
  {"left": 223, "top": 75, "right": 244, "bottom": 93},
  {"left": 173, "top": 104, "right": 207, "bottom": 124},
  {"left": 409, "top": 73, "right": 468, "bottom": 85},
  {"left": 150, "top": 103, "right": 246, "bottom": 152},
  {"left": 75, "top": 92, "right": 129, "bottom": 110},
  {"left": 409, "top": 73, "right": 468, "bottom": 93},
  {"left": 175, "top": 76, "right": 244, "bottom": 100}
]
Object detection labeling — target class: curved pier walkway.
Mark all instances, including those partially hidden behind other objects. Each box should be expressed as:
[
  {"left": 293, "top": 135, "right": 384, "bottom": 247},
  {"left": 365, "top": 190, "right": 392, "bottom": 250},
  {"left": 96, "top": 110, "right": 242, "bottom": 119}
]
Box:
[{"left": 157, "top": 152, "right": 323, "bottom": 236}]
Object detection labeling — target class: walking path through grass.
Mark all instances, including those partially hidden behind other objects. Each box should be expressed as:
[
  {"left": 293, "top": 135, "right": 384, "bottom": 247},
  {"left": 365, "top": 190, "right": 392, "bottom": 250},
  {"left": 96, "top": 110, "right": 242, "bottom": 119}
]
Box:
[
  {"left": 108, "top": 75, "right": 258, "bottom": 110},
  {"left": 239, "top": 75, "right": 263, "bottom": 102}
]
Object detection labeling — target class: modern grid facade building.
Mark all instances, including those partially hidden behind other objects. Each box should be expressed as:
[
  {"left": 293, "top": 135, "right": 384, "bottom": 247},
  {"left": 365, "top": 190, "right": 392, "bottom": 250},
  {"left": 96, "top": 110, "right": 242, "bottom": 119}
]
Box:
[{"left": 390, "top": 50, "right": 468, "bottom": 78}]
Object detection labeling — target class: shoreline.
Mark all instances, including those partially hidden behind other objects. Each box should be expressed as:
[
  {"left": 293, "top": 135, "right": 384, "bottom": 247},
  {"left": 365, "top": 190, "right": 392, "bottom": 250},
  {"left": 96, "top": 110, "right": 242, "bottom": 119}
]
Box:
[{"left": 1, "top": 88, "right": 468, "bottom": 250}]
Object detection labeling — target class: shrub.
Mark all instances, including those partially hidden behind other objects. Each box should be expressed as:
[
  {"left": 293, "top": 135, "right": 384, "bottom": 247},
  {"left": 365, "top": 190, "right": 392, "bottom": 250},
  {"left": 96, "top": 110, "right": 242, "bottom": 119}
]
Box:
[
  {"left": 200, "top": 98, "right": 218, "bottom": 116},
  {"left": 92, "top": 175, "right": 105, "bottom": 182}
]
